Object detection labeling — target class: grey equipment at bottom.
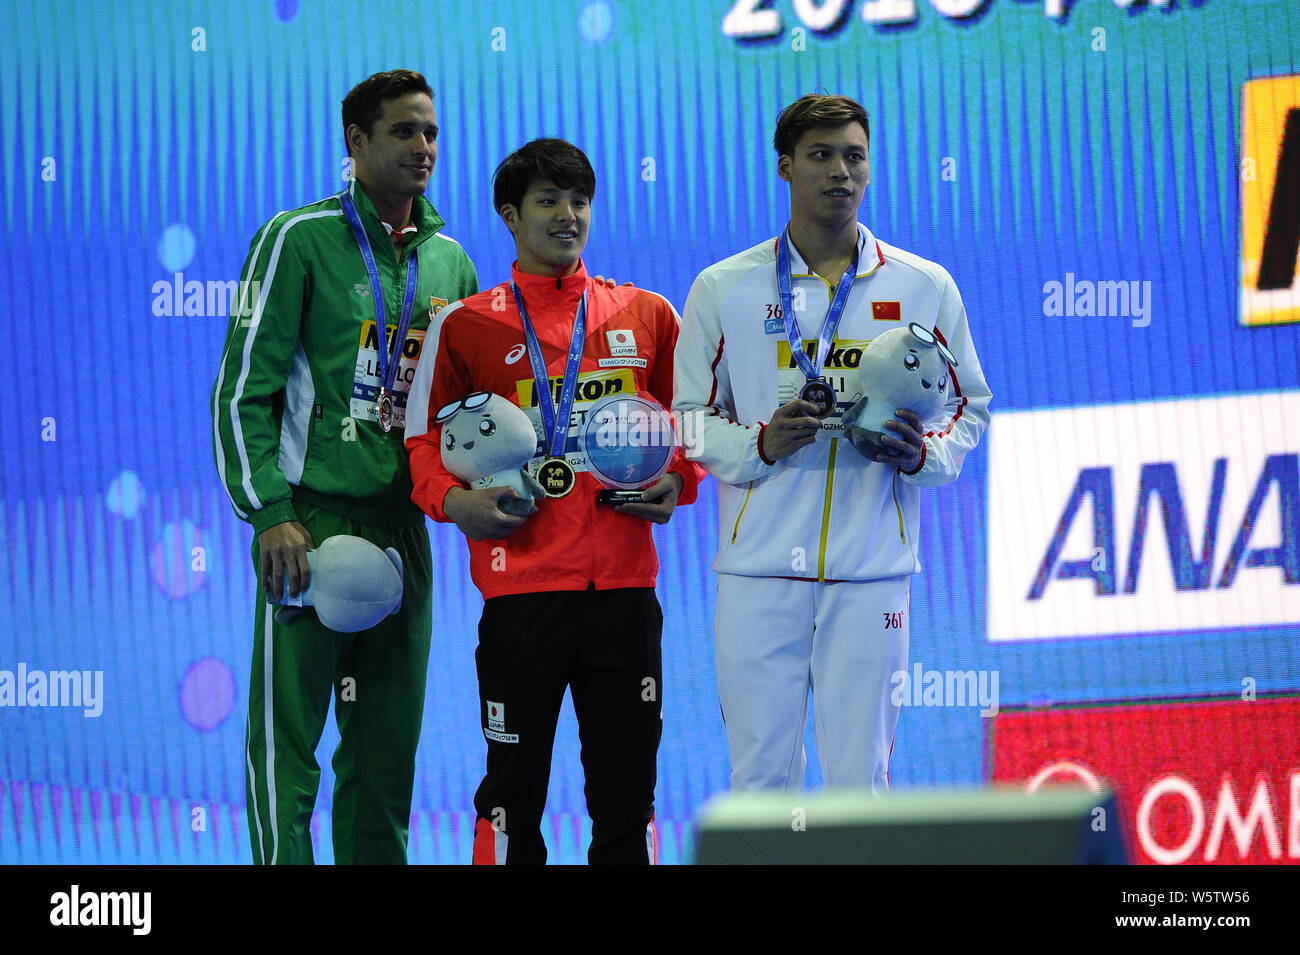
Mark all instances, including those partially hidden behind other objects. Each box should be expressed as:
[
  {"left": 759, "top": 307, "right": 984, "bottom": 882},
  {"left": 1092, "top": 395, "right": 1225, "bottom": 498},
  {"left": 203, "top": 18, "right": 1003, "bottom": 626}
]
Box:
[{"left": 692, "top": 785, "right": 1128, "bottom": 864}]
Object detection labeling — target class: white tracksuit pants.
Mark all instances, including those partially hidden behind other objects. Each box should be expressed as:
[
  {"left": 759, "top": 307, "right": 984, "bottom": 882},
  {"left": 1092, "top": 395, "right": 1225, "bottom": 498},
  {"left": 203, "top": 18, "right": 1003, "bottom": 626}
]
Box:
[{"left": 714, "top": 573, "right": 911, "bottom": 793}]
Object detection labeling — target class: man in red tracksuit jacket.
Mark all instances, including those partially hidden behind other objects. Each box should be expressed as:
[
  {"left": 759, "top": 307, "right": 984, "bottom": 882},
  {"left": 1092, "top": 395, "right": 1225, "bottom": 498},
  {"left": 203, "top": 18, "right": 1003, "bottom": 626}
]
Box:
[{"left": 405, "top": 138, "right": 702, "bottom": 865}]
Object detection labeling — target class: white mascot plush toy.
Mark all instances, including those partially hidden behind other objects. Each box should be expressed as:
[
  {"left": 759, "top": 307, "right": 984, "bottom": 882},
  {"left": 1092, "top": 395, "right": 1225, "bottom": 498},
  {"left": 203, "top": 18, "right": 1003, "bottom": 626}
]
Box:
[
  {"left": 438, "top": 391, "right": 546, "bottom": 516},
  {"left": 842, "top": 322, "right": 958, "bottom": 461},
  {"left": 271, "top": 535, "right": 404, "bottom": 633}
]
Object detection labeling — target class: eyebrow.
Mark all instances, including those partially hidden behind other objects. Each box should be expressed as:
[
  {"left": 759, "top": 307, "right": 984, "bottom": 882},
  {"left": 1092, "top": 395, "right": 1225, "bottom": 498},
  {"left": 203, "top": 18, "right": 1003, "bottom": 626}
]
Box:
[{"left": 806, "top": 142, "right": 866, "bottom": 150}]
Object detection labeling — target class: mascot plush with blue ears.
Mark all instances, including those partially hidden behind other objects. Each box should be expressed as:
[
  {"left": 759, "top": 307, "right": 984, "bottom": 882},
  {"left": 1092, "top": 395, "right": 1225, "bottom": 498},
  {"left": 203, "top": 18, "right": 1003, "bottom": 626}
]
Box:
[
  {"left": 268, "top": 392, "right": 547, "bottom": 630},
  {"left": 842, "top": 322, "right": 959, "bottom": 462},
  {"left": 269, "top": 535, "right": 405, "bottom": 632},
  {"left": 437, "top": 391, "right": 547, "bottom": 517}
]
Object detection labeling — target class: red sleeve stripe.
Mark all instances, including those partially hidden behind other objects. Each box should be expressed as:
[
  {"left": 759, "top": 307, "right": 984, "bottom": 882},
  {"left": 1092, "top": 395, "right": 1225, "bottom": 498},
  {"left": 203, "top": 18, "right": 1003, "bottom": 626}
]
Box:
[
  {"left": 928, "top": 325, "right": 965, "bottom": 440},
  {"left": 705, "top": 334, "right": 726, "bottom": 407},
  {"left": 757, "top": 422, "right": 774, "bottom": 465},
  {"left": 901, "top": 441, "right": 927, "bottom": 476}
]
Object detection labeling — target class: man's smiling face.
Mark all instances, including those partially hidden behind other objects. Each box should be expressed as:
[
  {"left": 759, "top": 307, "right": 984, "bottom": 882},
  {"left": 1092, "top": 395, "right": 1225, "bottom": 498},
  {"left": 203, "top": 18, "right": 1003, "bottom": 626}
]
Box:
[
  {"left": 348, "top": 91, "right": 438, "bottom": 200},
  {"left": 779, "top": 122, "right": 870, "bottom": 231},
  {"left": 502, "top": 178, "right": 591, "bottom": 275}
]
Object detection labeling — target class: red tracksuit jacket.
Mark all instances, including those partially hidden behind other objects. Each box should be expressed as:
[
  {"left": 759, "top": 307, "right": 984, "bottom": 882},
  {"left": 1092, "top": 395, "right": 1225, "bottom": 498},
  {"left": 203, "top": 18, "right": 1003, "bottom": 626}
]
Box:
[{"left": 405, "top": 260, "right": 703, "bottom": 600}]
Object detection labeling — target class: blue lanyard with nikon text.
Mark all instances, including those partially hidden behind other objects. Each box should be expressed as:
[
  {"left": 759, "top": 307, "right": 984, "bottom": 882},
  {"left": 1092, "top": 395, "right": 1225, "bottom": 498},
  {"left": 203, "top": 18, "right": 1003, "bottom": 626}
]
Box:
[
  {"left": 510, "top": 281, "right": 588, "bottom": 458},
  {"left": 776, "top": 227, "right": 860, "bottom": 382},
  {"left": 339, "top": 189, "right": 419, "bottom": 427}
]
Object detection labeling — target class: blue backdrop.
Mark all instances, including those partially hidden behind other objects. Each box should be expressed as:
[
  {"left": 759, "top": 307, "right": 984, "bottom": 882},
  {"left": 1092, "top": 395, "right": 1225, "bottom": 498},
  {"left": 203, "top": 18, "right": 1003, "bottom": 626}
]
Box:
[{"left": 1, "top": 0, "right": 1298, "bottom": 863}]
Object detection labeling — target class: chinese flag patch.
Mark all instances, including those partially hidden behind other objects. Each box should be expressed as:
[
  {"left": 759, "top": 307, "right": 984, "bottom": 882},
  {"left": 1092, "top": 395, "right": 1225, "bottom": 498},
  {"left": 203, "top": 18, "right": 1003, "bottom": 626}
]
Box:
[{"left": 872, "top": 301, "right": 901, "bottom": 321}]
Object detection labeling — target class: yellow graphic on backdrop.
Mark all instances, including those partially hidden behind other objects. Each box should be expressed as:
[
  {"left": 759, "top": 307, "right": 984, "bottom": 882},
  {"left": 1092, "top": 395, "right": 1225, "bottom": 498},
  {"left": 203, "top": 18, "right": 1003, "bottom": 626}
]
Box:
[{"left": 1240, "top": 74, "right": 1300, "bottom": 327}]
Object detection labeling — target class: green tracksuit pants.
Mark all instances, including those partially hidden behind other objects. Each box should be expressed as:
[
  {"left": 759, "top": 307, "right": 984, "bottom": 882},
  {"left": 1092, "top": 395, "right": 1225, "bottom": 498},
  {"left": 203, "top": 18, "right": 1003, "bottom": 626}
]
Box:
[{"left": 243, "top": 498, "right": 432, "bottom": 865}]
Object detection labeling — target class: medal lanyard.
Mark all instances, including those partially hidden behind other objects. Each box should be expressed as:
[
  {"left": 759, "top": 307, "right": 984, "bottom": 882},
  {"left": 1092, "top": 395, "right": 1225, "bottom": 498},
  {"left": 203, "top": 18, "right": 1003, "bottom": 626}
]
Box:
[
  {"left": 339, "top": 191, "right": 419, "bottom": 399},
  {"left": 510, "top": 282, "right": 588, "bottom": 458},
  {"left": 776, "top": 227, "right": 860, "bottom": 382}
]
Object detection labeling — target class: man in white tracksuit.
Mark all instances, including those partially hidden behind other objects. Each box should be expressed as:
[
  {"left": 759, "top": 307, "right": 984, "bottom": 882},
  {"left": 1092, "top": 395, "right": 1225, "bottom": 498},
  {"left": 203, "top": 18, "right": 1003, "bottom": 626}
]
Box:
[{"left": 675, "top": 94, "right": 992, "bottom": 793}]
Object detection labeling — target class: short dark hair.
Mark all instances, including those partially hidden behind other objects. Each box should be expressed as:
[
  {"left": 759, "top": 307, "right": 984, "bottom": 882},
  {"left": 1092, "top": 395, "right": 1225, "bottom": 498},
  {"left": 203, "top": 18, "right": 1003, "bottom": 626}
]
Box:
[
  {"left": 492, "top": 138, "right": 597, "bottom": 215},
  {"left": 773, "top": 94, "right": 870, "bottom": 157},
  {"left": 341, "top": 70, "right": 434, "bottom": 156}
]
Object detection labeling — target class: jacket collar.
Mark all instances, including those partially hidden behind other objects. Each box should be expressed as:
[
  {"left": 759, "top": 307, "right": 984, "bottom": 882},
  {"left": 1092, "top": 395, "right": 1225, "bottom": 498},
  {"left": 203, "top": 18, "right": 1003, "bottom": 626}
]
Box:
[
  {"left": 782, "top": 222, "right": 885, "bottom": 279},
  {"left": 345, "top": 179, "right": 446, "bottom": 252},
  {"left": 510, "top": 259, "right": 590, "bottom": 305}
]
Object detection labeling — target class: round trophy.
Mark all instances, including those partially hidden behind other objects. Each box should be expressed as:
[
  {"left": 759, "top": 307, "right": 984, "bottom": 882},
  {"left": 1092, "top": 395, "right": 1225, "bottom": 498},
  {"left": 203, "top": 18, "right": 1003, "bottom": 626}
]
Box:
[{"left": 579, "top": 393, "right": 677, "bottom": 490}]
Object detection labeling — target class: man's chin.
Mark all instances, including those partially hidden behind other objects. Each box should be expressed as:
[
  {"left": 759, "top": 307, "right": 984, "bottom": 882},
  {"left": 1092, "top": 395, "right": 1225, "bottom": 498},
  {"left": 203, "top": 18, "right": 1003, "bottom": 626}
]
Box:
[
  {"left": 811, "top": 203, "right": 860, "bottom": 229},
  {"left": 543, "top": 252, "right": 584, "bottom": 274},
  {"left": 385, "top": 174, "right": 429, "bottom": 197}
]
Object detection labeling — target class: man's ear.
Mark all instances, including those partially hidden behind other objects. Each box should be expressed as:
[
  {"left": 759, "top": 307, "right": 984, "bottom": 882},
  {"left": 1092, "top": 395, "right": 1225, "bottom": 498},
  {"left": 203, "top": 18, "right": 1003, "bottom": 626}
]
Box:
[
  {"left": 777, "top": 154, "right": 792, "bottom": 183},
  {"left": 346, "top": 123, "right": 367, "bottom": 159},
  {"left": 499, "top": 204, "right": 519, "bottom": 234}
]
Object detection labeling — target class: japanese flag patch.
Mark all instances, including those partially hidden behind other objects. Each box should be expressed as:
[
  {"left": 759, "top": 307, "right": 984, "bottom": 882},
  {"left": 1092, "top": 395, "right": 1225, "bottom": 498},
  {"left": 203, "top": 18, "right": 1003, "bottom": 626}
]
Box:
[{"left": 606, "top": 329, "right": 638, "bottom": 357}]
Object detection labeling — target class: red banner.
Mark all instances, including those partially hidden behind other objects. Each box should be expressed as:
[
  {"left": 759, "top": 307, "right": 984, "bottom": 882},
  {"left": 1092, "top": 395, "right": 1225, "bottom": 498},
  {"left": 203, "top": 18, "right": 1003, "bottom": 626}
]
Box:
[{"left": 990, "top": 696, "right": 1300, "bottom": 865}]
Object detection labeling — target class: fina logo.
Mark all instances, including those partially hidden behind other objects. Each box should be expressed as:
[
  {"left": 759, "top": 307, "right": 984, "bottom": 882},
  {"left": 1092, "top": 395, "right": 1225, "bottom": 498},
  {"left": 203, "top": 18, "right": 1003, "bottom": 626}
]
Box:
[{"left": 987, "top": 391, "right": 1300, "bottom": 641}]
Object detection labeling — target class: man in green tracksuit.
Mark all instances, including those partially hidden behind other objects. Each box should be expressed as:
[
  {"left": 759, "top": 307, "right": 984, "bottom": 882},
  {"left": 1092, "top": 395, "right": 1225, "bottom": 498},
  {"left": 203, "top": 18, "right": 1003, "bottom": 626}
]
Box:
[{"left": 210, "top": 70, "right": 476, "bottom": 864}]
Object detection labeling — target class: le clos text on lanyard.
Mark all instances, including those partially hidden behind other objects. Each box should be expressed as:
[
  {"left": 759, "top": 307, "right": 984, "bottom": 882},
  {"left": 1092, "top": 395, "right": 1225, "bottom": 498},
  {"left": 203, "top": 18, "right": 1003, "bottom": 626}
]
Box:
[
  {"left": 509, "top": 281, "right": 589, "bottom": 498},
  {"left": 776, "top": 227, "right": 861, "bottom": 418},
  {"left": 339, "top": 190, "right": 419, "bottom": 433}
]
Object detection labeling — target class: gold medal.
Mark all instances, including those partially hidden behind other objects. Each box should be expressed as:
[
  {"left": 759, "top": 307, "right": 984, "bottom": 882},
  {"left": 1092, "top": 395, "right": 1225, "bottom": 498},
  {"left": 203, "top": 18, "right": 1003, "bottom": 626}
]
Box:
[{"left": 537, "top": 458, "right": 576, "bottom": 498}]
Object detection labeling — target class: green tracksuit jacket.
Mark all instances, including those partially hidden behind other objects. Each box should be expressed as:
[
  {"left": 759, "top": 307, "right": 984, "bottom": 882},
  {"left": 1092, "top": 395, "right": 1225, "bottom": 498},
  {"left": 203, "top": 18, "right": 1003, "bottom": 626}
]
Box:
[
  {"left": 212, "top": 181, "right": 477, "bottom": 865},
  {"left": 212, "top": 180, "right": 478, "bottom": 531}
]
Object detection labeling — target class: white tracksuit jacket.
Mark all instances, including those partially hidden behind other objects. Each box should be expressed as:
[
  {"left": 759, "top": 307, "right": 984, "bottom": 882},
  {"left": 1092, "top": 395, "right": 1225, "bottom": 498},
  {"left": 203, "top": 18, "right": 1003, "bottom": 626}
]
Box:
[{"left": 674, "top": 223, "right": 993, "bottom": 582}]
